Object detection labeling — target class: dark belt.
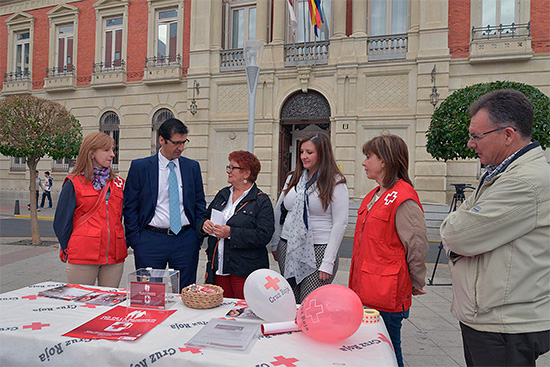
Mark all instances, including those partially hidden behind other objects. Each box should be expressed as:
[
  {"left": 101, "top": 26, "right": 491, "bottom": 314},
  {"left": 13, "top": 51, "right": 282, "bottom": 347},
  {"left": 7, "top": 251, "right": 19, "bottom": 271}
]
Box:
[{"left": 145, "top": 224, "right": 191, "bottom": 236}]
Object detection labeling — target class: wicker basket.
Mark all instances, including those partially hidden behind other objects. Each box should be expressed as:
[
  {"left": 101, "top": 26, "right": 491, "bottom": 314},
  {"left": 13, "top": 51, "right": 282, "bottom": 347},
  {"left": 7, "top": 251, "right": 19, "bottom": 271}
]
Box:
[{"left": 181, "top": 284, "right": 224, "bottom": 309}]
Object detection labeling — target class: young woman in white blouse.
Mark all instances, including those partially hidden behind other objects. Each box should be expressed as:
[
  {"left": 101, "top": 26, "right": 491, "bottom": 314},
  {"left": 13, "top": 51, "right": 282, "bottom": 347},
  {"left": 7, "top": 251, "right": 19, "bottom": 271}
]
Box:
[{"left": 270, "top": 133, "right": 349, "bottom": 303}]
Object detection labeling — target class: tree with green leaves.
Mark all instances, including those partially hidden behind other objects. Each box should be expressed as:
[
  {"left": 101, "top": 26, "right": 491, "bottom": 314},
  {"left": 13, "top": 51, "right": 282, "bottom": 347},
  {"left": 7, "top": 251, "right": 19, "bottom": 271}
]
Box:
[
  {"left": 0, "top": 95, "right": 82, "bottom": 245},
  {"left": 426, "top": 81, "right": 550, "bottom": 161}
]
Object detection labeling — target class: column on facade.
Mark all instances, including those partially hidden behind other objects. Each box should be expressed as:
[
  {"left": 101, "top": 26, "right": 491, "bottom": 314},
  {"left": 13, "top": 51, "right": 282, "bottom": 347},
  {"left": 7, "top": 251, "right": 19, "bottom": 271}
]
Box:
[
  {"left": 272, "top": 0, "right": 285, "bottom": 44},
  {"left": 256, "top": 0, "right": 268, "bottom": 44},
  {"left": 210, "top": 0, "right": 222, "bottom": 50},
  {"left": 352, "top": 0, "right": 367, "bottom": 37},
  {"left": 332, "top": 0, "right": 346, "bottom": 38}
]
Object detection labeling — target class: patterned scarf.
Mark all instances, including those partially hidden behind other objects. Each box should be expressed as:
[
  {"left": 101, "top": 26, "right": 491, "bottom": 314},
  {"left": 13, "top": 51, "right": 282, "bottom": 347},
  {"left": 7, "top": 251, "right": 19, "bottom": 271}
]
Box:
[
  {"left": 91, "top": 166, "right": 110, "bottom": 190},
  {"left": 283, "top": 170, "right": 318, "bottom": 284}
]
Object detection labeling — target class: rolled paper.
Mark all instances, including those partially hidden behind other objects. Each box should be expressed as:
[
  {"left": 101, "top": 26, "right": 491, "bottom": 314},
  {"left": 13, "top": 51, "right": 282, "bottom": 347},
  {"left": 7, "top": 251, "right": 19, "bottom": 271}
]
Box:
[
  {"left": 362, "top": 308, "right": 380, "bottom": 323},
  {"left": 261, "top": 321, "right": 301, "bottom": 336}
]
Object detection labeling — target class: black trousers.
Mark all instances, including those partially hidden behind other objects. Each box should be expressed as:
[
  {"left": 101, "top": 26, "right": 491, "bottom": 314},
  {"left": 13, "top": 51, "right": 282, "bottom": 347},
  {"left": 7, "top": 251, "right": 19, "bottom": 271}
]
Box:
[{"left": 460, "top": 322, "right": 550, "bottom": 367}]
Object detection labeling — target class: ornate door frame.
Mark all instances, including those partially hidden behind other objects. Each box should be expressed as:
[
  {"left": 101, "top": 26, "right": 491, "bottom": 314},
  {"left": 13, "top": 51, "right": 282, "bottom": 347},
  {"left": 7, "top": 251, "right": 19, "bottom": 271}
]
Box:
[{"left": 278, "top": 90, "right": 331, "bottom": 193}]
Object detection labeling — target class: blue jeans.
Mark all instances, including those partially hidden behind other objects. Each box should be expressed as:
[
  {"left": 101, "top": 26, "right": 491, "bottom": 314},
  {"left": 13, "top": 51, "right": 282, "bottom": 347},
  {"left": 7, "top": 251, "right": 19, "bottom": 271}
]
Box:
[{"left": 379, "top": 309, "right": 410, "bottom": 367}]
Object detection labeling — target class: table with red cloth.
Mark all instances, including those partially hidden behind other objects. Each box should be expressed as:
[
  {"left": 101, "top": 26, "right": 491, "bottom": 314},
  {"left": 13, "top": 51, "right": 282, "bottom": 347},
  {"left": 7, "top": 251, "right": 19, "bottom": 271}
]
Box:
[{"left": 0, "top": 282, "right": 398, "bottom": 366}]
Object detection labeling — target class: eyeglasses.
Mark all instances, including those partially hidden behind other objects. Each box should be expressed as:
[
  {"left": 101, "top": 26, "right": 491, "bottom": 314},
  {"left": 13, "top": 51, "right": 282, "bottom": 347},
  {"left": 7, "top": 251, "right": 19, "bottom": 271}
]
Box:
[
  {"left": 468, "top": 126, "right": 516, "bottom": 141},
  {"left": 226, "top": 165, "right": 243, "bottom": 172},
  {"left": 166, "top": 138, "right": 190, "bottom": 146}
]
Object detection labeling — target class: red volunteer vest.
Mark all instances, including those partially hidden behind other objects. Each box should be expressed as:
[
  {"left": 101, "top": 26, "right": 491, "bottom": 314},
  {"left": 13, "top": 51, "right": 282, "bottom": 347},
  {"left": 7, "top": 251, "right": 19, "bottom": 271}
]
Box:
[
  {"left": 349, "top": 179, "right": 422, "bottom": 313},
  {"left": 66, "top": 175, "right": 127, "bottom": 265}
]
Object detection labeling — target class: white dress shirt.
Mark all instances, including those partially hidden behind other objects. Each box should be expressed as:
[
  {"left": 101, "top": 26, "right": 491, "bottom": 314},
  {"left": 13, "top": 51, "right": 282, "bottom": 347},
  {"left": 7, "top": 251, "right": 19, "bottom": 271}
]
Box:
[{"left": 148, "top": 150, "right": 190, "bottom": 228}]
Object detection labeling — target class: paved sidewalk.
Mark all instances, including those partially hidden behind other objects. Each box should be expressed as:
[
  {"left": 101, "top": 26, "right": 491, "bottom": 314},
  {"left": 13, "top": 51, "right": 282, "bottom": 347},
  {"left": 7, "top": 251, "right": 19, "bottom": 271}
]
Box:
[{"left": 1, "top": 238, "right": 549, "bottom": 367}]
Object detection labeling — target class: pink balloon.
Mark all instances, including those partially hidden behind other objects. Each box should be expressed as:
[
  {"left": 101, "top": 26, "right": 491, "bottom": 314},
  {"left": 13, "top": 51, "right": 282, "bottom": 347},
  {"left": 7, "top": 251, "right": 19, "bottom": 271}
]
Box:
[{"left": 297, "top": 284, "right": 363, "bottom": 343}]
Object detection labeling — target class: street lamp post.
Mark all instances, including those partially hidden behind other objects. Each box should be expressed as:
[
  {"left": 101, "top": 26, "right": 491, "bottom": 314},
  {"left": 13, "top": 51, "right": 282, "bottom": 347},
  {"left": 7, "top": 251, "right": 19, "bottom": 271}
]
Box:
[{"left": 244, "top": 40, "right": 264, "bottom": 153}]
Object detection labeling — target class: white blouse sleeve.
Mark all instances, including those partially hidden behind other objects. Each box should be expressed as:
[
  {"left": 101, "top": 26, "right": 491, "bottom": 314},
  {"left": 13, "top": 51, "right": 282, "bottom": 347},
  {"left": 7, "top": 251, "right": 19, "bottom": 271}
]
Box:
[{"left": 319, "top": 182, "right": 349, "bottom": 274}]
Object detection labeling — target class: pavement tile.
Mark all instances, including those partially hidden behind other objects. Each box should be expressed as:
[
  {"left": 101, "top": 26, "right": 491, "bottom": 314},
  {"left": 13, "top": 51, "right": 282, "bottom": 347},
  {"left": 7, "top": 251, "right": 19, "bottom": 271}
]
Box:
[{"left": 404, "top": 353, "right": 463, "bottom": 367}]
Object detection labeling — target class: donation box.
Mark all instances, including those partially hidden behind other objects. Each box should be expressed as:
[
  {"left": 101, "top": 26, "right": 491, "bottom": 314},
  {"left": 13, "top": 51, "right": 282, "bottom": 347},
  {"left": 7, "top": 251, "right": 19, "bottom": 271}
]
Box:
[{"left": 127, "top": 268, "right": 179, "bottom": 310}]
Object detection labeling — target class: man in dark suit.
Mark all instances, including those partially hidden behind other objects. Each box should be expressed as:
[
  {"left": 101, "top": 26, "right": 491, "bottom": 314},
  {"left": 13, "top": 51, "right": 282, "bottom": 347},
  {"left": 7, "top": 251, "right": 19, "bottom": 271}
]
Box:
[{"left": 123, "top": 118, "right": 206, "bottom": 290}]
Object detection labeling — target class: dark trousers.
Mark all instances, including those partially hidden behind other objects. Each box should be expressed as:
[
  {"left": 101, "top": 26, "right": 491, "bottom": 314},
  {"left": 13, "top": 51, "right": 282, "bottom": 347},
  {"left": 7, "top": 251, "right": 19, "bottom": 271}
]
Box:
[
  {"left": 379, "top": 309, "right": 410, "bottom": 367},
  {"left": 40, "top": 191, "right": 52, "bottom": 207},
  {"left": 460, "top": 322, "right": 550, "bottom": 367},
  {"left": 133, "top": 228, "right": 200, "bottom": 292}
]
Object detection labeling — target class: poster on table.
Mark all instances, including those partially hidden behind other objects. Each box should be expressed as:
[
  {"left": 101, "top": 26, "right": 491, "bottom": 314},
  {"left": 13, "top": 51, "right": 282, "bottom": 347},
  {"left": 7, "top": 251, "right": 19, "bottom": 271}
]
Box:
[{"left": 63, "top": 305, "right": 176, "bottom": 341}]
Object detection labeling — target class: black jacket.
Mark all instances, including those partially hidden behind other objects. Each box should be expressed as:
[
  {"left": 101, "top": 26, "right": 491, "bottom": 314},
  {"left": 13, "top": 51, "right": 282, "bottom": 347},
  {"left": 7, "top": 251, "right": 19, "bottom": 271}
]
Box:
[{"left": 198, "top": 183, "right": 275, "bottom": 282}]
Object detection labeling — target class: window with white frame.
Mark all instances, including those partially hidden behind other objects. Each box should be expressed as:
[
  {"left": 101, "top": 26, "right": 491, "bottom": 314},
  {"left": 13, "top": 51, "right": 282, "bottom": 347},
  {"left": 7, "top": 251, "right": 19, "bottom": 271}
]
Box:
[
  {"left": 10, "top": 157, "right": 26, "bottom": 172},
  {"left": 93, "top": 0, "right": 129, "bottom": 73},
  {"left": 14, "top": 31, "right": 31, "bottom": 77},
  {"left": 370, "top": 0, "right": 407, "bottom": 36},
  {"left": 52, "top": 158, "right": 70, "bottom": 172},
  {"left": 103, "top": 17, "right": 123, "bottom": 68},
  {"left": 230, "top": 5, "right": 256, "bottom": 48},
  {"left": 47, "top": 4, "right": 79, "bottom": 77},
  {"left": 56, "top": 24, "right": 74, "bottom": 72},
  {"left": 471, "top": 0, "right": 529, "bottom": 40},
  {"left": 99, "top": 111, "right": 120, "bottom": 171},
  {"left": 292, "top": 0, "right": 330, "bottom": 42},
  {"left": 157, "top": 8, "right": 178, "bottom": 62},
  {"left": 5, "top": 12, "right": 34, "bottom": 82}
]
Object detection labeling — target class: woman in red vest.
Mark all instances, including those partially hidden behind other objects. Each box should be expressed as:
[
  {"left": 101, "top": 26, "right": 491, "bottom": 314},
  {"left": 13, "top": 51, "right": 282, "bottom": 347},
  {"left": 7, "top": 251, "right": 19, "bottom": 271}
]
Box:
[
  {"left": 349, "top": 135, "right": 428, "bottom": 367},
  {"left": 54, "top": 132, "right": 127, "bottom": 287}
]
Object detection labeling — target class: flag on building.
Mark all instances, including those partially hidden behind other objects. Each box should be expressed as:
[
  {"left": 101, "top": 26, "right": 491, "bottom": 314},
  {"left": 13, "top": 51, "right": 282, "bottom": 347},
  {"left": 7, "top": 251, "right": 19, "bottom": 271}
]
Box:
[
  {"left": 307, "top": 0, "right": 325, "bottom": 37},
  {"left": 287, "top": 0, "right": 298, "bottom": 40}
]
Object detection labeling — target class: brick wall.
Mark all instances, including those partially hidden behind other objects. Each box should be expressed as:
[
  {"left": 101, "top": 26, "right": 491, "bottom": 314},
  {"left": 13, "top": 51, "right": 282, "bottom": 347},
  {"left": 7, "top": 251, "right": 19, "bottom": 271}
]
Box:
[
  {"left": 448, "top": 0, "right": 470, "bottom": 59},
  {"left": 531, "top": 0, "right": 550, "bottom": 54}
]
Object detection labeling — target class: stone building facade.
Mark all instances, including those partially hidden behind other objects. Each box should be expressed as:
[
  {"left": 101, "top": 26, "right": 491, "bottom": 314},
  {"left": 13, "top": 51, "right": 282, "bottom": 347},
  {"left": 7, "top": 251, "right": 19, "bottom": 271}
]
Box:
[{"left": 1, "top": 0, "right": 549, "bottom": 205}]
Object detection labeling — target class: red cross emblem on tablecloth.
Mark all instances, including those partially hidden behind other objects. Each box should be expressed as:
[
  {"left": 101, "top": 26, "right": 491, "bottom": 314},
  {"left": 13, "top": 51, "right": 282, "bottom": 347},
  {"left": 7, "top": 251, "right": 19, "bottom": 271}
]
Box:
[
  {"left": 179, "top": 346, "right": 202, "bottom": 354},
  {"left": 271, "top": 355, "right": 299, "bottom": 367},
  {"left": 23, "top": 322, "right": 50, "bottom": 331},
  {"left": 21, "top": 295, "right": 37, "bottom": 300},
  {"left": 79, "top": 304, "right": 98, "bottom": 309},
  {"left": 218, "top": 317, "right": 237, "bottom": 321},
  {"left": 378, "top": 333, "right": 394, "bottom": 351},
  {"left": 303, "top": 299, "right": 323, "bottom": 323},
  {"left": 264, "top": 275, "right": 281, "bottom": 291}
]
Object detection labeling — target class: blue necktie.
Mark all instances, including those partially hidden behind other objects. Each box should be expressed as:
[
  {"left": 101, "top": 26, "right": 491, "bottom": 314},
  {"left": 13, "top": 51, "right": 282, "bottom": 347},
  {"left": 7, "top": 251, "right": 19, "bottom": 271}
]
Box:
[{"left": 168, "top": 161, "right": 181, "bottom": 235}]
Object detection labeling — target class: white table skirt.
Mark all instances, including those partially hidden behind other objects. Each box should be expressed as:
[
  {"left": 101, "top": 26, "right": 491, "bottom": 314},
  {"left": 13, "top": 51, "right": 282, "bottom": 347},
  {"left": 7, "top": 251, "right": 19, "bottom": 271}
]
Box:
[{"left": 0, "top": 282, "right": 398, "bottom": 367}]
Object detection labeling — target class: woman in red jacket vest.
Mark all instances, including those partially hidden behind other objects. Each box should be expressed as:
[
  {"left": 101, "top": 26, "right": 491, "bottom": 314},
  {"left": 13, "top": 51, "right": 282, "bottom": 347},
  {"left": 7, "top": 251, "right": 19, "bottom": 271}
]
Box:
[
  {"left": 54, "top": 132, "right": 127, "bottom": 287},
  {"left": 349, "top": 135, "right": 428, "bottom": 367}
]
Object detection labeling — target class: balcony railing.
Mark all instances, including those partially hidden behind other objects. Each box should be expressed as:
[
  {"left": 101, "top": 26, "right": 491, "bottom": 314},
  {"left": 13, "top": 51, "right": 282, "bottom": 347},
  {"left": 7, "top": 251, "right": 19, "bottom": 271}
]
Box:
[
  {"left": 220, "top": 48, "right": 245, "bottom": 72},
  {"left": 93, "top": 60, "right": 125, "bottom": 73},
  {"left": 46, "top": 65, "right": 75, "bottom": 77},
  {"left": 367, "top": 34, "right": 407, "bottom": 61},
  {"left": 472, "top": 22, "right": 530, "bottom": 41},
  {"left": 284, "top": 40, "right": 329, "bottom": 66},
  {"left": 145, "top": 54, "right": 181, "bottom": 68},
  {"left": 4, "top": 71, "right": 31, "bottom": 82}
]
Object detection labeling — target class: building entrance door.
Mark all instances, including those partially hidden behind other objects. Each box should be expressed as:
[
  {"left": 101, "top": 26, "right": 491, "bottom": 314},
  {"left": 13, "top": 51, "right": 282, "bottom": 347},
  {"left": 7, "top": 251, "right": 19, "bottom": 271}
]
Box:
[{"left": 278, "top": 91, "right": 331, "bottom": 193}]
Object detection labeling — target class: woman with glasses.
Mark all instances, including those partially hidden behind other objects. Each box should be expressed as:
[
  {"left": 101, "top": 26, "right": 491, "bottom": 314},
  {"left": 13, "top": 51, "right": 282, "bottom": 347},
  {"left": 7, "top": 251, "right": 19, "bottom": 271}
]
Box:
[
  {"left": 54, "top": 132, "right": 127, "bottom": 287},
  {"left": 349, "top": 134, "right": 428, "bottom": 367},
  {"left": 270, "top": 133, "right": 349, "bottom": 303},
  {"left": 199, "top": 151, "right": 274, "bottom": 299}
]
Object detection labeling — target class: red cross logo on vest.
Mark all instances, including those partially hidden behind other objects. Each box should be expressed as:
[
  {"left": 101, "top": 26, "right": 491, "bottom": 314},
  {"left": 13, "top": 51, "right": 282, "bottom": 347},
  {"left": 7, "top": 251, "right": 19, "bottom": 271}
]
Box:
[
  {"left": 384, "top": 191, "right": 398, "bottom": 206},
  {"left": 264, "top": 275, "right": 281, "bottom": 291},
  {"left": 114, "top": 176, "right": 123, "bottom": 188},
  {"left": 304, "top": 299, "right": 324, "bottom": 323},
  {"left": 271, "top": 355, "right": 300, "bottom": 367}
]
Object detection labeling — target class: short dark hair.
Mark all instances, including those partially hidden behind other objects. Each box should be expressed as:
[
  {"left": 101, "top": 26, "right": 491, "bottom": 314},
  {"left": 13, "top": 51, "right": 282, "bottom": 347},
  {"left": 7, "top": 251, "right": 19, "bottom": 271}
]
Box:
[
  {"left": 362, "top": 134, "right": 412, "bottom": 189},
  {"left": 158, "top": 118, "right": 188, "bottom": 140},
  {"left": 469, "top": 89, "right": 533, "bottom": 139},
  {"left": 45, "top": 171, "right": 50, "bottom": 176},
  {"left": 228, "top": 151, "right": 261, "bottom": 183}
]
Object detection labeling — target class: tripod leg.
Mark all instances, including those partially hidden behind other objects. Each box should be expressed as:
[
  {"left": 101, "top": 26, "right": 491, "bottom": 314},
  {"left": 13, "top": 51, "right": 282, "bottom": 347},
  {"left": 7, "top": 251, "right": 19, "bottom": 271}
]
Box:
[{"left": 428, "top": 242, "right": 444, "bottom": 285}]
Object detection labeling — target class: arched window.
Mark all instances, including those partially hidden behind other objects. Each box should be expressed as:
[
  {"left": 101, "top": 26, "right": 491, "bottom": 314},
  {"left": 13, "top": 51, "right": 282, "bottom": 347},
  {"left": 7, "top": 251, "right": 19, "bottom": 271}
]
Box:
[
  {"left": 99, "top": 111, "right": 120, "bottom": 171},
  {"left": 152, "top": 108, "right": 174, "bottom": 153}
]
